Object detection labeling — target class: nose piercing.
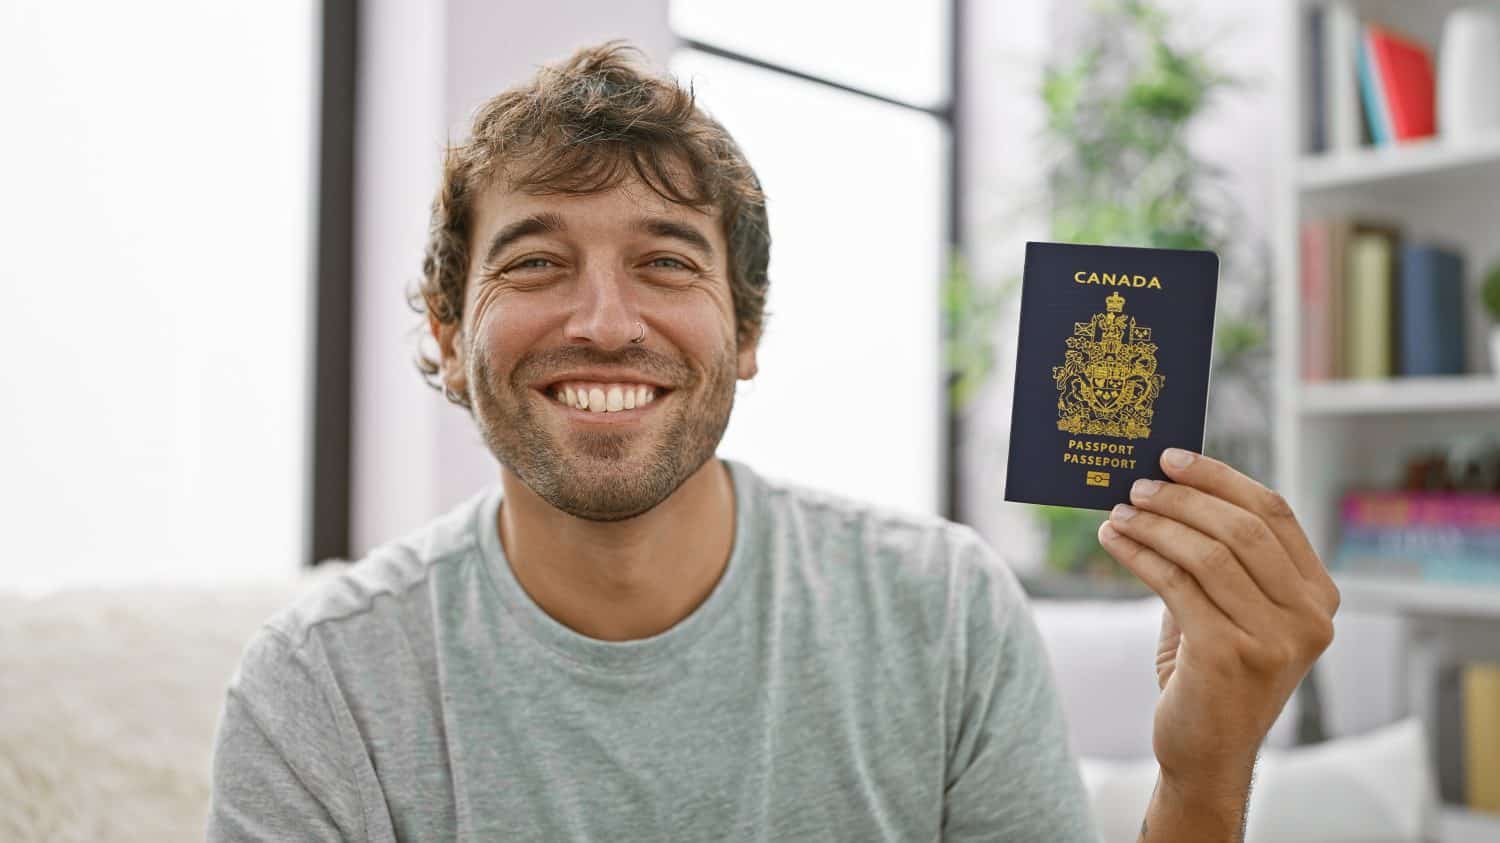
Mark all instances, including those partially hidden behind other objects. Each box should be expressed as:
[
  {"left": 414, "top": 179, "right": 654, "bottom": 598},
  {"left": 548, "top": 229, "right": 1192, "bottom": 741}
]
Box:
[{"left": 631, "top": 321, "right": 646, "bottom": 344}]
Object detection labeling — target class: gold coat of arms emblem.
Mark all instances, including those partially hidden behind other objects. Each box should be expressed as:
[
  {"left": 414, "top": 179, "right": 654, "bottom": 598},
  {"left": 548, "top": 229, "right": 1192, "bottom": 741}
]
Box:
[{"left": 1051, "top": 291, "right": 1164, "bottom": 439}]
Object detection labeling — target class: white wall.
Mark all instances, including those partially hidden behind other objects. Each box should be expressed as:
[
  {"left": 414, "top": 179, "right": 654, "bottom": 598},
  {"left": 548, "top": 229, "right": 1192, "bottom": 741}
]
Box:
[
  {"left": 1, "top": 1, "right": 317, "bottom": 593},
  {"left": 348, "top": 0, "right": 446, "bottom": 558}
]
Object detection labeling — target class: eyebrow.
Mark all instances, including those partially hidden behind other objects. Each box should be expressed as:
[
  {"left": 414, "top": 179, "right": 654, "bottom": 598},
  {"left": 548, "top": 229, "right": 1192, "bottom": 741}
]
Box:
[
  {"left": 631, "top": 217, "right": 716, "bottom": 261},
  {"left": 481, "top": 213, "right": 716, "bottom": 268},
  {"left": 482, "top": 212, "right": 567, "bottom": 268}
]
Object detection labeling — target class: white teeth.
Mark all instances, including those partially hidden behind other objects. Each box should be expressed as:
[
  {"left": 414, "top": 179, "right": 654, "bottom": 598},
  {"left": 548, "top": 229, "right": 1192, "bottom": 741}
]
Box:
[{"left": 551, "top": 383, "right": 664, "bottom": 412}]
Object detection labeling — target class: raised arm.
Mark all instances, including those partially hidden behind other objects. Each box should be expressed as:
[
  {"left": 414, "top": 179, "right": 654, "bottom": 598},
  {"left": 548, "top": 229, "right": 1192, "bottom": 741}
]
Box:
[{"left": 1097, "top": 449, "right": 1340, "bottom": 842}]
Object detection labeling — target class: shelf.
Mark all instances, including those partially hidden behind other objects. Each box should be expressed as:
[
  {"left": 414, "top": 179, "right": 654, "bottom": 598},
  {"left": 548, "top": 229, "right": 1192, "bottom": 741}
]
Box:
[
  {"left": 1333, "top": 573, "right": 1500, "bottom": 620},
  {"left": 1298, "top": 376, "right": 1500, "bottom": 416},
  {"left": 1299, "top": 132, "right": 1500, "bottom": 191}
]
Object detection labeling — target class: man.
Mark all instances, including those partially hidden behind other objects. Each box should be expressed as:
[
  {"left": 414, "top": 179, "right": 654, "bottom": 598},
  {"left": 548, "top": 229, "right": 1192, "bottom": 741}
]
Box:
[{"left": 208, "top": 41, "right": 1339, "bottom": 841}]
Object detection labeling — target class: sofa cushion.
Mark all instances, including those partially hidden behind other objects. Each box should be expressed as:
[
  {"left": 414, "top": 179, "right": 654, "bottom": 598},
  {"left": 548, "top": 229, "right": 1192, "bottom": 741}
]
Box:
[
  {"left": 0, "top": 565, "right": 347, "bottom": 843},
  {"left": 1030, "top": 596, "right": 1301, "bottom": 759},
  {"left": 1079, "top": 716, "right": 1437, "bottom": 843}
]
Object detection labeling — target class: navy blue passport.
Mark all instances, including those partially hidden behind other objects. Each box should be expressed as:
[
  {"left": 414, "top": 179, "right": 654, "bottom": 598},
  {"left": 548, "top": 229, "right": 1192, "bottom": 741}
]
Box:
[{"left": 1004, "top": 242, "right": 1219, "bottom": 511}]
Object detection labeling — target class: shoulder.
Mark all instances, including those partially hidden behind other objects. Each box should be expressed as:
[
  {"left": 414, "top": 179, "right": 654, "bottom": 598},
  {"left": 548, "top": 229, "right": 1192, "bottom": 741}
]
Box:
[{"left": 256, "top": 484, "right": 497, "bottom": 656}]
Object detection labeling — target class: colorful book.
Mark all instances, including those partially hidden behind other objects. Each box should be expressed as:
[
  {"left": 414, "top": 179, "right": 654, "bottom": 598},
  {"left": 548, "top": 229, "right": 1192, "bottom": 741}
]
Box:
[
  {"left": 1345, "top": 231, "right": 1396, "bottom": 379},
  {"left": 1304, "top": 6, "right": 1326, "bottom": 154},
  {"left": 1300, "top": 221, "right": 1333, "bottom": 381},
  {"left": 1342, "top": 492, "right": 1500, "bottom": 529},
  {"left": 1334, "top": 492, "right": 1500, "bottom": 582},
  {"left": 1464, "top": 664, "right": 1500, "bottom": 811},
  {"left": 1325, "top": 2, "right": 1362, "bottom": 151},
  {"left": 1398, "top": 244, "right": 1467, "bottom": 376},
  {"left": 1357, "top": 28, "right": 1395, "bottom": 145},
  {"left": 1300, "top": 218, "right": 1357, "bottom": 379},
  {"left": 1328, "top": 220, "right": 1352, "bottom": 377},
  {"left": 1367, "top": 24, "right": 1436, "bottom": 142}
]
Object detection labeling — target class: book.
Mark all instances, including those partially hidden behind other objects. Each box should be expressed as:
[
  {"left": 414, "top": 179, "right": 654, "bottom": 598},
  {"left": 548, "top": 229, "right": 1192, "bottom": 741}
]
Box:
[
  {"left": 1345, "top": 231, "right": 1396, "bottom": 379},
  {"left": 1004, "top": 242, "right": 1219, "bottom": 511},
  {"left": 1300, "top": 220, "right": 1333, "bottom": 380},
  {"left": 1325, "top": 2, "right": 1362, "bottom": 152},
  {"left": 1333, "top": 492, "right": 1500, "bottom": 582},
  {"left": 1342, "top": 491, "right": 1500, "bottom": 529},
  {"left": 1367, "top": 23, "right": 1437, "bottom": 142},
  {"left": 1464, "top": 664, "right": 1500, "bottom": 811},
  {"left": 1357, "top": 27, "right": 1395, "bottom": 145},
  {"left": 1398, "top": 244, "right": 1467, "bottom": 376},
  {"left": 1305, "top": 5, "right": 1326, "bottom": 154},
  {"left": 1328, "top": 220, "right": 1353, "bottom": 377}
]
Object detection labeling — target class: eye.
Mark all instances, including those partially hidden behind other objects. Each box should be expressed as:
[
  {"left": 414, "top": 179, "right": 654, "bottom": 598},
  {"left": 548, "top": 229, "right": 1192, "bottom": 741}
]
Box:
[
  {"left": 508, "top": 257, "right": 555, "bottom": 271},
  {"left": 647, "top": 256, "right": 691, "bottom": 271}
]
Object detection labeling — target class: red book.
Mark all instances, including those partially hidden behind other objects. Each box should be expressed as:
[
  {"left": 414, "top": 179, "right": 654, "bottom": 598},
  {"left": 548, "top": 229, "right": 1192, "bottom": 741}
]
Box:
[
  {"left": 1366, "top": 24, "right": 1435, "bottom": 141},
  {"left": 1342, "top": 492, "right": 1500, "bottom": 529},
  {"left": 1300, "top": 221, "right": 1332, "bottom": 381}
]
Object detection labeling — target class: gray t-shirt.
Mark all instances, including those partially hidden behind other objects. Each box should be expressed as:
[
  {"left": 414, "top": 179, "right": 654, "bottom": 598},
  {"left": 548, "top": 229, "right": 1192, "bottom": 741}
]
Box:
[{"left": 207, "top": 458, "right": 1098, "bottom": 841}]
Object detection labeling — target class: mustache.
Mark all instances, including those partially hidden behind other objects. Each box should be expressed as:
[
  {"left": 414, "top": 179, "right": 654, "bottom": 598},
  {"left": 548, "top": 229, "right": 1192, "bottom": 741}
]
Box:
[{"left": 512, "top": 346, "right": 691, "bottom": 388}]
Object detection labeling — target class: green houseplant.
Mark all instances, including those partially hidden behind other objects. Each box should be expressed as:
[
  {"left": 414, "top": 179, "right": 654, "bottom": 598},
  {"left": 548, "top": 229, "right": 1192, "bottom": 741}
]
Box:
[{"left": 1484, "top": 262, "right": 1500, "bottom": 374}]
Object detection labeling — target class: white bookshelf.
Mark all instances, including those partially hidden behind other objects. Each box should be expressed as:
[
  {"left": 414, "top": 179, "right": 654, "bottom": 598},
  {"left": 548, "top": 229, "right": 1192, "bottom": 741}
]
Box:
[
  {"left": 1299, "top": 129, "right": 1500, "bottom": 190},
  {"left": 1300, "top": 375, "right": 1500, "bottom": 416},
  {"left": 1273, "top": 0, "right": 1500, "bottom": 581},
  {"left": 1275, "top": 2, "right": 1500, "bottom": 839}
]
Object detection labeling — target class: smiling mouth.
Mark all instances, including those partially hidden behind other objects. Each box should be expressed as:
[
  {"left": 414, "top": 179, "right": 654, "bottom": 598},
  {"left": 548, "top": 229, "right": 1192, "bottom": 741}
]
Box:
[{"left": 535, "top": 385, "right": 673, "bottom": 420}]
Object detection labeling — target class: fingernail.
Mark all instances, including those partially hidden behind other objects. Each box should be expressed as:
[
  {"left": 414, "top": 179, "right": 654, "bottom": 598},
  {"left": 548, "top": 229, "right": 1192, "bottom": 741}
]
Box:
[
  {"left": 1099, "top": 522, "right": 1120, "bottom": 543},
  {"left": 1111, "top": 503, "right": 1138, "bottom": 522},
  {"left": 1164, "top": 448, "right": 1195, "bottom": 470},
  {"left": 1132, "top": 479, "right": 1162, "bottom": 498}
]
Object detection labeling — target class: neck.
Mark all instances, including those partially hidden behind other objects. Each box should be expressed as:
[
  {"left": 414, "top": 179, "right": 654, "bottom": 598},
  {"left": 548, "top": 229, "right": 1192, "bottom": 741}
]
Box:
[{"left": 496, "top": 457, "right": 736, "bottom": 642}]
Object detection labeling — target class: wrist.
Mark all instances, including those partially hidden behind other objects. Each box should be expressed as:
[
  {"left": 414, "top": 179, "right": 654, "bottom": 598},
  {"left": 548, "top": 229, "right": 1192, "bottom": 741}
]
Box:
[
  {"left": 1159, "top": 750, "right": 1258, "bottom": 800},
  {"left": 1141, "top": 763, "right": 1255, "bottom": 843}
]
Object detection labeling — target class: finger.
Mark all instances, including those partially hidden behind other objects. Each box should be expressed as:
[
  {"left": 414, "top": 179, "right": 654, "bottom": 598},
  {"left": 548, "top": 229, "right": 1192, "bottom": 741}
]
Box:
[
  {"left": 1098, "top": 520, "right": 1253, "bottom": 643},
  {"left": 1156, "top": 606, "right": 1180, "bottom": 690},
  {"left": 1108, "top": 502, "right": 1282, "bottom": 634},
  {"left": 1126, "top": 478, "right": 1306, "bottom": 610},
  {"left": 1159, "top": 449, "right": 1338, "bottom": 609}
]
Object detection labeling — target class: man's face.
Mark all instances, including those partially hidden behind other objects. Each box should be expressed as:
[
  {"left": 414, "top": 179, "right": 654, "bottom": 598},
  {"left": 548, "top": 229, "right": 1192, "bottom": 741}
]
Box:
[{"left": 433, "top": 171, "right": 758, "bottom": 522}]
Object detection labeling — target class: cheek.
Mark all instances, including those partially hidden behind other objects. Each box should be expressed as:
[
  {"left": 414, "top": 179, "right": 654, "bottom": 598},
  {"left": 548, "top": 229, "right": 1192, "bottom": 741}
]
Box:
[{"left": 467, "top": 296, "right": 550, "bottom": 379}]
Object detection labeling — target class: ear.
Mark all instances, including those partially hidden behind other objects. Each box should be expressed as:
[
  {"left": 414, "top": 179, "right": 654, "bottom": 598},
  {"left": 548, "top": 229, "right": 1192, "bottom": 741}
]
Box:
[
  {"left": 736, "top": 329, "right": 760, "bottom": 381},
  {"left": 428, "top": 312, "right": 468, "bottom": 394}
]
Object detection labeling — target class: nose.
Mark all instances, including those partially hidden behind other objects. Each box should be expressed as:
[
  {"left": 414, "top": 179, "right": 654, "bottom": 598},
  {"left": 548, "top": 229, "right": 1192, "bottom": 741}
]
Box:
[{"left": 564, "top": 261, "right": 643, "bottom": 350}]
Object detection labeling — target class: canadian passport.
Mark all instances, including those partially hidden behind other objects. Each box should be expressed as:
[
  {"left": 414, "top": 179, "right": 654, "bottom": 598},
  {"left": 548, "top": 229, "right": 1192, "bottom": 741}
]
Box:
[{"left": 1004, "top": 241, "right": 1219, "bottom": 511}]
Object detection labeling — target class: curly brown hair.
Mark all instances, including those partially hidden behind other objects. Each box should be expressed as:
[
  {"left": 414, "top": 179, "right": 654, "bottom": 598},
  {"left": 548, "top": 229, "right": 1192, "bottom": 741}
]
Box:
[{"left": 410, "top": 40, "right": 771, "bottom": 408}]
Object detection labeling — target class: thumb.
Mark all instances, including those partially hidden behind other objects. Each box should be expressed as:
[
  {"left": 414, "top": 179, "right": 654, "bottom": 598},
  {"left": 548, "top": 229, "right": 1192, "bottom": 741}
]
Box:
[{"left": 1156, "top": 605, "right": 1181, "bottom": 691}]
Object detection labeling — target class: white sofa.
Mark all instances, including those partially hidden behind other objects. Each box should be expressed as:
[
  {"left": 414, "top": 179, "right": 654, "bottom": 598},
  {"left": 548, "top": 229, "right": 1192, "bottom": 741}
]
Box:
[
  {"left": 1035, "top": 597, "right": 1440, "bottom": 842},
  {"left": 0, "top": 567, "right": 1437, "bottom": 842}
]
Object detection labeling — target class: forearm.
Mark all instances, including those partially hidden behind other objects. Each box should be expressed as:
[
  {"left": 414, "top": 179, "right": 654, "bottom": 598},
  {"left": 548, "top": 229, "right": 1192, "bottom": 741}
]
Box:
[{"left": 1137, "top": 762, "right": 1255, "bottom": 843}]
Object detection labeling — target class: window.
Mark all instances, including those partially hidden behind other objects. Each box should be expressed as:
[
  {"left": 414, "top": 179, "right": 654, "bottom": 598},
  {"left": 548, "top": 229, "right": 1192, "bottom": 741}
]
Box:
[
  {"left": 670, "top": 3, "right": 956, "bottom": 518},
  {"left": 0, "top": 2, "right": 318, "bottom": 592}
]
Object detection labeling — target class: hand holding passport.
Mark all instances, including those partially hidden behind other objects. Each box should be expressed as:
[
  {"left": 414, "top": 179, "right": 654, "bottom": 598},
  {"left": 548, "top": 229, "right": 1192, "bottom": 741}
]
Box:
[{"left": 1001, "top": 242, "right": 1342, "bottom": 834}]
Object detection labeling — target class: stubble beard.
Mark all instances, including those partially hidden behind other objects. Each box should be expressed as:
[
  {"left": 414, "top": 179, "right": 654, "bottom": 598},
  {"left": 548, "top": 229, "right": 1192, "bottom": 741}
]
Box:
[{"left": 468, "top": 338, "right": 739, "bottom": 522}]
